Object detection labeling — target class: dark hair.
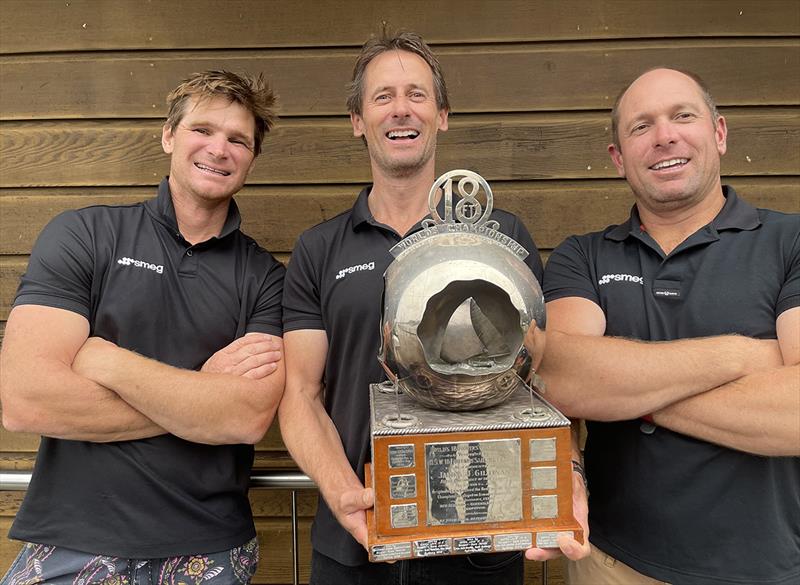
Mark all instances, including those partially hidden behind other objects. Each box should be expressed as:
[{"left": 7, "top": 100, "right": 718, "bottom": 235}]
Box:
[
  {"left": 611, "top": 67, "right": 719, "bottom": 149},
  {"left": 165, "top": 70, "right": 276, "bottom": 156},
  {"left": 346, "top": 31, "right": 450, "bottom": 115}
]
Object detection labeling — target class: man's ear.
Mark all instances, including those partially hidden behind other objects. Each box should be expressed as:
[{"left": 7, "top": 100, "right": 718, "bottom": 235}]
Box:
[
  {"left": 715, "top": 115, "right": 728, "bottom": 157},
  {"left": 351, "top": 111, "right": 365, "bottom": 138},
  {"left": 162, "top": 124, "right": 175, "bottom": 154},
  {"left": 608, "top": 143, "right": 625, "bottom": 178},
  {"left": 437, "top": 108, "right": 449, "bottom": 132}
]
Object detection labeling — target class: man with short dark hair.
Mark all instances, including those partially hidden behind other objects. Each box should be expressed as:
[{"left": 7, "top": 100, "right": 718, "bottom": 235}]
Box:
[
  {"left": 537, "top": 67, "right": 800, "bottom": 584},
  {"left": 279, "top": 32, "right": 588, "bottom": 584},
  {"left": 0, "top": 70, "right": 286, "bottom": 583}
]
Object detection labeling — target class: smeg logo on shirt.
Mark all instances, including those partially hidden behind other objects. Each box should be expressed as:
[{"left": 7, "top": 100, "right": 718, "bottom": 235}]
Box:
[
  {"left": 335, "top": 261, "right": 375, "bottom": 280},
  {"left": 117, "top": 256, "right": 164, "bottom": 275},
  {"left": 598, "top": 273, "right": 644, "bottom": 286}
]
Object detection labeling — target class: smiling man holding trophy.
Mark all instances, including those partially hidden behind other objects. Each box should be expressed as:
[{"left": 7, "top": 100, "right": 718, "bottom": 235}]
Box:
[{"left": 279, "top": 31, "right": 589, "bottom": 585}]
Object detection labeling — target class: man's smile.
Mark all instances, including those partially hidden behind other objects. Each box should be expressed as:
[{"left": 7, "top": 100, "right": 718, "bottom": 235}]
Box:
[
  {"left": 194, "top": 162, "right": 231, "bottom": 176},
  {"left": 386, "top": 129, "right": 420, "bottom": 141},
  {"left": 649, "top": 157, "right": 689, "bottom": 171}
]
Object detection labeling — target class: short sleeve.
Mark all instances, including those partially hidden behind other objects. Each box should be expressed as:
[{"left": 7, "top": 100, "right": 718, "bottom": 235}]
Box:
[
  {"left": 282, "top": 235, "right": 325, "bottom": 332},
  {"left": 14, "top": 210, "right": 95, "bottom": 319},
  {"left": 543, "top": 236, "right": 601, "bottom": 305},
  {"left": 245, "top": 258, "right": 286, "bottom": 337},
  {"left": 776, "top": 217, "right": 800, "bottom": 316}
]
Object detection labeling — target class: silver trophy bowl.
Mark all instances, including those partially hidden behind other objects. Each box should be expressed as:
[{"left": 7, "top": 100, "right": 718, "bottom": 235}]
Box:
[{"left": 378, "top": 170, "right": 545, "bottom": 411}]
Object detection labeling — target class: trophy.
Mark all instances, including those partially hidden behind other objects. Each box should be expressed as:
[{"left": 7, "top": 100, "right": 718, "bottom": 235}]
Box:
[{"left": 364, "top": 170, "right": 583, "bottom": 562}]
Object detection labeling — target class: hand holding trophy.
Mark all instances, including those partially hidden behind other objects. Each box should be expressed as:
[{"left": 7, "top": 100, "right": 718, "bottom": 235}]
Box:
[{"left": 365, "top": 170, "right": 583, "bottom": 561}]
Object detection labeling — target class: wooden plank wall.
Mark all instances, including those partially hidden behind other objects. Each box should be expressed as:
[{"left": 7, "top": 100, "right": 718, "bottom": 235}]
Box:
[{"left": 1, "top": 1, "right": 799, "bottom": 582}]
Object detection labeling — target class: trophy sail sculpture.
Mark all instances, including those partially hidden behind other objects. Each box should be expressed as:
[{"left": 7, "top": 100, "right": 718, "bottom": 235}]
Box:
[{"left": 365, "top": 170, "right": 583, "bottom": 562}]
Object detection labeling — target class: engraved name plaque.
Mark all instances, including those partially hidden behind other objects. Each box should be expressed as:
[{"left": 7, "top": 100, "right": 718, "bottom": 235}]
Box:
[
  {"left": 390, "top": 503, "right": 419, "bottom": 528},
  {"left": 390, "top": 474, "right": 417, "bottom": 499},
  {"left": 388, "top": 444, "right": 415, "bottom": 468},
  {"left": 494, "top": 532, "right": 533, "bottom": 552},
  {"left": 365, "top": 171, "right": 583, "bottom": 561},
  {"left": 414, "top": 538, "right": 452, "bottom": 557},
  {"left": 426, "top": 439, "right": 521, "bottom": 526},
  {"left": 371, "top": 542, "right": 412, "bottom": 562},
  {"left": 453, "top": 536, "right": 493, "bottom": 554}
]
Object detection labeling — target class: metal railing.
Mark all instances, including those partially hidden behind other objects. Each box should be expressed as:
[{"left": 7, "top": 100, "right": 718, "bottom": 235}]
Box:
[{"left": 1, "top": 470, "right": 550, "bottom": 585}]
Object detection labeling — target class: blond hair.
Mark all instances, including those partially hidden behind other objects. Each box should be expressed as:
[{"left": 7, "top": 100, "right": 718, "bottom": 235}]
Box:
[{"left": 165, "top": 70, "right": 276, "bottom": 156}]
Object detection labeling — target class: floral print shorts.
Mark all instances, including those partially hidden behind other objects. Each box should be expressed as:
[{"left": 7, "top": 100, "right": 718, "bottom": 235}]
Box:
[{"left": 0, "top": 538, "right": 259, "bottom": 585}]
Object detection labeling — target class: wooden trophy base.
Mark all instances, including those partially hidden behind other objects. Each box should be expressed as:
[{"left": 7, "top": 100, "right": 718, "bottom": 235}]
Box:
[{"left": 365, "top": 385, "right": 583, "bottom": 562}]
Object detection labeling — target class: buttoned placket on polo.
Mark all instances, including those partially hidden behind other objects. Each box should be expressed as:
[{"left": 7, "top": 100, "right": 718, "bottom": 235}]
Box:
[
  {"left": 173, "top": 230, "right": 201, "bottom": 277},
  {"left": 149, "top": 177, "right": 243, "bottom": 279}
]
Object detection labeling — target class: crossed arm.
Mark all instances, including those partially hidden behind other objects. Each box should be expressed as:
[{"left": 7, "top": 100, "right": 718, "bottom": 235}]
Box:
[
  {"left": 652, "top": 308, "right": 799, "bottom": 455},
  {"left": 0, "top": 304, "right": 285, "bottom": 445},
  {"left": 537, "top": 297, "right": 800, "bottom": 456},
  {"left": 277, "top": 329, "right": 373, "bottom": 548}
]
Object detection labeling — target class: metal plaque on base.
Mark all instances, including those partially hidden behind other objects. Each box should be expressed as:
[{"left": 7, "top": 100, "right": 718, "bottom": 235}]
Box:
[
  {"left": 366, "top": 379, "right": 581, "bottom": 561},
  {"left": 366, "top": 171, "right": 583, "bottom": 561}
]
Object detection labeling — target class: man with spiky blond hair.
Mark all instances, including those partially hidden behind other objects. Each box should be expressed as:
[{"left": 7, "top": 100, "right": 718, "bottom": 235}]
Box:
[{"left": 1, "top": 70, "right": 285, "bottom": 583}]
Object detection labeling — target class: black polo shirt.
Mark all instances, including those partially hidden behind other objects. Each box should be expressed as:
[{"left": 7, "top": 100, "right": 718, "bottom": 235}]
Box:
[
  {"left": 11, "top": 178, "right": 285, "bottom": 557},
  {"left": 544, "top": 186, "right": 800, "bottom": 585},
  {"left": 283, "top": 185, "right": 544, "bottom": 566}
]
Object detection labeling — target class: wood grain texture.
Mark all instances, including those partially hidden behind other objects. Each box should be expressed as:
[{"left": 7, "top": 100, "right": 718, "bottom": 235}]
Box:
[
  {"left": 3, "top": 0, "right": 797, "bottom": 54},
  {"left": 2, "top": 109, "right": 798, "bottom": 188},
  {"left": 0, "top": 452, "right": 34, "bottom": 471},
  {"left": 2, "top": 179, "right": 798, "bottom": 256},
  {"left": 3, "top": 41, "right": 798, "bottom": 119}
]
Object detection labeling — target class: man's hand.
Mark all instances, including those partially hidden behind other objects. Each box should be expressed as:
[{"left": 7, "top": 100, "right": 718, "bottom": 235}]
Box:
[
  {"left": 201, "top": 333, "right": 282, "bottom": 379},
  {"left": 333, "top": 486, "right": 375, "bottom": 549},
  {"left": 525, "top": 470, "right": 591, "bottom": 562}
]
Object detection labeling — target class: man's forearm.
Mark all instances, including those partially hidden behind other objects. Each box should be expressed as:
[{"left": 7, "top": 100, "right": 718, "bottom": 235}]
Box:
[
  {"left": 0, "top": 305, "right": 165, "bottom": 442},
  {"left": 1, "top": 358, "right": 163, "bottom": 442},
  {"left": 278, "top": 387, "right": 364, "bottom": 504},
  {"left": 653, "top": 364, "right": 800, "bottom": 456},
  {"left": 74, "top": 338, "right": 284, "bottom": 445},
  {"left": 539, "top": 331, "right": 783, "bottom": 420}
]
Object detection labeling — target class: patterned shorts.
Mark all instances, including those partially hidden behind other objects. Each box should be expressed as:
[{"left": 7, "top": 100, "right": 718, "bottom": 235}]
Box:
[{"left": 0, "top": 538, "right": 259, "bottom": 585}]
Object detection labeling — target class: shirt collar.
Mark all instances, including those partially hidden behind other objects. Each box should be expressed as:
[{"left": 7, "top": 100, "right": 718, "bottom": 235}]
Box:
[
  {"left": 145, "top": 177, "right": 242, "bottom": 241},
  {"left": 605, "top": 185, "right": 761, "bottom": 242},
  {"left": 350, "top": 184, "right": 448, "bottom": 235},
  {"left": 351, "top": 185, "right": 374, "bottom": 229}
]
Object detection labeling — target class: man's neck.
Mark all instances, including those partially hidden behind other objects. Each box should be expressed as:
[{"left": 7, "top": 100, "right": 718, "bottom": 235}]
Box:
[
  {"left": 169, "top": 183, "right": 231, "bottom": 245},
  {"left": 368, "top": 165, "right": 438, "bottom": 236},
  {"left": 637, "top": 185, "right": 726, "bottom": 256}
]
